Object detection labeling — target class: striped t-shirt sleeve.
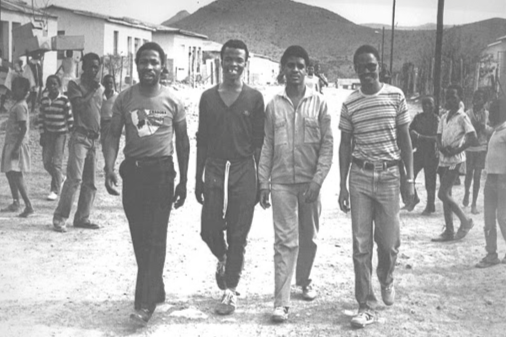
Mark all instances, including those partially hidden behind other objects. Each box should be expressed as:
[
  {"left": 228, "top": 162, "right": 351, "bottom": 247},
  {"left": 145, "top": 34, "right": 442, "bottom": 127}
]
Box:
[
  {"left": 396, "top": 94, "right": 410, "bottom": 126},
  {"left": 338, "top": 103, "right": 352, "bottom": 133}
]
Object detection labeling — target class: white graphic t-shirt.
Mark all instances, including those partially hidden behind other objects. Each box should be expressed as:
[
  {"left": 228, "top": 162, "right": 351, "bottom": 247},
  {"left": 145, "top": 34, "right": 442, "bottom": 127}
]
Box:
[{"left": 111, "top": 85, "right": 186, "bottom": 158}]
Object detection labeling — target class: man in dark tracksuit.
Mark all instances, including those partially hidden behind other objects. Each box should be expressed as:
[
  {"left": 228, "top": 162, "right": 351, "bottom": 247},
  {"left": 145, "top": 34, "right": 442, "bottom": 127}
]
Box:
[{"left": 195, "top": 40, "right": 264, "bottom": 316}]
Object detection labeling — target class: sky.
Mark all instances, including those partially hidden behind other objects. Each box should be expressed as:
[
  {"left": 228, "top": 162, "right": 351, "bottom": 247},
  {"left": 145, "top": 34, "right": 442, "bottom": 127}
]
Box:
[{"left": 43, "top": 0, "right": 506, "bottom": 27}]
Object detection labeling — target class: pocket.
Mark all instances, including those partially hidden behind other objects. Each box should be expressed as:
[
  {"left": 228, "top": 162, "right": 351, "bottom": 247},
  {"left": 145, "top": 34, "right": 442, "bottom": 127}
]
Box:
[
  {"left": 274, "top": 120, "right": 288, "bottom": 146},
  {"left": 304, "top": 117, "right": 321, "bottom": 144}
]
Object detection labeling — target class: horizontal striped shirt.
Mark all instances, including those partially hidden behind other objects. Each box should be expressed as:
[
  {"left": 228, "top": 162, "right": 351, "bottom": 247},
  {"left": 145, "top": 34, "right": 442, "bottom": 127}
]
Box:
[
  {"left": 37, "top": 92, "right": 74, "bottom": 134},
  {"left": 339, "top": 84, "right": 410, "bottom": 162}
]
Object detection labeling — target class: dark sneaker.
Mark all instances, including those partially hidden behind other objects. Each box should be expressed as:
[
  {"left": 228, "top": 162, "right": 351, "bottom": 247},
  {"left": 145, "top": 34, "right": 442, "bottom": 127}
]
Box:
[
  {"left": 455, "top": 219, "right": 474, "bottom": 240},
  {"left": 302, "top": 285, "right": 318, "bottom": 301},
  {"left": 431, "top": 229, "right": 454, "bottom": 242},
  {"left": 271, "top": 306, "right": 289, "bottom": 323},
  {"left": 350, "top": 308, "right": 376, "bottom": 328},
  {"left": 74, "top": 222, "right": 101, "bottom": 229},
  {"left": 215, "top": 289, "right": 236, "bottom": 315},
  {"left": 405, "top": 197, "right": 420, "bottom": 212},
  {"left": 1, "top": 201, "right": 20, "bottom": 212},
  {"left": 475, "top": 254, "right": 501, "bottom": 268},
  {"left": 215, "top": 257, "right": 227, "bottom": 290},
  {"left": 422, "top": 205, "right": 435, "bottom": 215},
  {"left": 381, "top": 284, "right": 395, "bottom": 306},
  {"left": 18, "top": 207, "right": 34, "bottom": 218},
  {"left": 130, "top": 308, "right": 151, "bottom": 326}
]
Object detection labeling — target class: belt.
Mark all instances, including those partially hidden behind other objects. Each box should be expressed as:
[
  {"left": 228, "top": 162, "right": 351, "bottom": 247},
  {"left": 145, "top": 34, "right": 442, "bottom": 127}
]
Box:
[
  {"left": 126, "top": 156, "right": 172, "bottom": 168},
  {"left": 352, "top": 157, "right": 399, "bottom": 171},
  {"left": 74, "top": 126, "right": 100, "bottom": 140}
]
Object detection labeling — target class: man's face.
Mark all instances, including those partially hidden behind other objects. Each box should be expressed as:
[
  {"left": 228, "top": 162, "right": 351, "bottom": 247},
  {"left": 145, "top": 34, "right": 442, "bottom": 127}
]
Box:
[
  {"left": 103, "top": 77, "right": 114, "bottom": 92},
  {"left": 473, "top": 92, "right": 485, "bottom": 110},
  {"left": 46, "top": 77, "right": 60, "bottom": 95},
  {"left": 445, "top": 88, "right": 461, "bottom": 111},
  {"left": 283, "top": 56, "right": 307, "bottom": 86},
  {"left": 137, "top": 49, "right": 163, "bottom": 87},
  {"left": 308, "top": 65, "right": 314, "bottom": 75},
  {"left": 422, "top": 98, "right": 434, "bottom": 114},
  {"left": 221, "top": 47, "right": 247, "bottom": 81},
  {"left": 83, "top": 59, "right": 100, "bottom": 81},
  {"left": 355, "top": 52, "right": 380, "bottom": 87}
]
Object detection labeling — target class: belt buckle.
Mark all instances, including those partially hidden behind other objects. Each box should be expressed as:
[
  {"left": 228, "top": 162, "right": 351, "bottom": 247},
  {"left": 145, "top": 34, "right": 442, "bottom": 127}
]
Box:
[{"left": 373, "top": 161, "right": 384, "bottom": 171}]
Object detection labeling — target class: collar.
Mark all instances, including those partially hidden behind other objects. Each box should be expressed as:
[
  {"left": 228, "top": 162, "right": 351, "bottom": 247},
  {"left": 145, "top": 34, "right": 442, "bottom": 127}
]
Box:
[
  {"left": 103, "top": 90, "right": 118, "bottom": 99},
  {"left": 279, "top": 84, "right": 317, "bottom": 101},
  {"left": 494, "top": 121, "right": 506, "bottom": 132}
]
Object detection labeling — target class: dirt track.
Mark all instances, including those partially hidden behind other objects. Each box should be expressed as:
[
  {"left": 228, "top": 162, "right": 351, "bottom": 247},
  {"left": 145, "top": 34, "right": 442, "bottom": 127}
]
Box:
[{"left": 1, "top": 87, "right": 505, "bottom": 336}]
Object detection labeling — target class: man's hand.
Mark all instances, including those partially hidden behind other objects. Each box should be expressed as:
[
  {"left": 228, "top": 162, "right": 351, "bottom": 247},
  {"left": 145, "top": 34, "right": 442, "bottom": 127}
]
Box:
[
  {"left": 304, "top": 181, "right": 321, "bottom": 203},
  {"left": 39, "top": 133, "right": 47, "bottom": 147},
  {"left": 11, "top": 147, "right": 20, "bottom": 160},
  {"left": 338, "top": 186, "right": 350, "bottom": 213},
  {"left": 259, "top": 189, "right": 271, "bottom": 209},
  {"left": 403, "top": 180, "right": 415, "bottom": 205},
  {"left": 445, "top": 146, "right": 461, "bottom": 157},
  {"left": 105, "top": 170, "right": 120, "bottom": 196},
  {"left": 90, "top": 80, "right": 101, "bottom": 91},
  {"left": 195, "top": 180, "right": 205, "bottom": 204},
  {"left": 173, "top": 182, "right": 187, "bottom": 209}
]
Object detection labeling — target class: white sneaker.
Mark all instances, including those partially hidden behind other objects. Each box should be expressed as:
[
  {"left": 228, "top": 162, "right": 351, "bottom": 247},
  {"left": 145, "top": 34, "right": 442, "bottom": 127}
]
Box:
[{"left": 47, "top": 192, "right": 58, "bottom": 201}]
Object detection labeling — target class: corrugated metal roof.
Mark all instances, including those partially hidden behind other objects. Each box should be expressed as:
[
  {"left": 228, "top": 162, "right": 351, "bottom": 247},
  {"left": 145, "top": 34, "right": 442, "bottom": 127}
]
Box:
[{"left": 1, "top": 0, "right": 57, "bottom": 19}]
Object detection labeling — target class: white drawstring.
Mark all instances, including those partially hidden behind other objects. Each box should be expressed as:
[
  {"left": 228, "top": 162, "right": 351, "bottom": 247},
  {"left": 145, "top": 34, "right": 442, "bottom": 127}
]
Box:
[{"left": 223, "top": 161, "right": 231, "bottom": 218}]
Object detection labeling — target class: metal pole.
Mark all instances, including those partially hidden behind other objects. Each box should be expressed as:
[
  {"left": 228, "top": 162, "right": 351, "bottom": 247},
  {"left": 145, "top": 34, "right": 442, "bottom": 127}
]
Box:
[
  {"left": 434, "top": 0, "right": 445, "bottom": 115},
  {"left": 389, "top": 0, "right": 396, "bottom": 77},
  {"left": 381, "top": 26, "right": 385, "bottom": 72}
]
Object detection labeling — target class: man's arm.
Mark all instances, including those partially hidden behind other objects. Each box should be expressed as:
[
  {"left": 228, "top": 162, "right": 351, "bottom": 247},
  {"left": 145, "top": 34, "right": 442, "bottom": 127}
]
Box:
[
  {"left": 174, "top": 118, "right": 190, "bottom": 209},
  {"left": 258, "top": 104, "right": 274, "bottom": 209},
  {"left": 68, "top": 80, "right": 100, "bottom": 111},
  {"left": 397, "top": 123, "right": 414, "bottom": 201},
  {"left": 338, "top": 131, "right": 352, "bottom": 213},
  {"left": 103, "top": 99, "right": 124, "bottom": 196},
  {"left": 195, "top": 96, "right": 209, "bottom": 204}
]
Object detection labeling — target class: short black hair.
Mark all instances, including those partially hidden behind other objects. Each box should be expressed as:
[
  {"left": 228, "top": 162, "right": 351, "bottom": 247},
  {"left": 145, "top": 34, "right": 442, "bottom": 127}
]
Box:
[
  {"left": 280, "top": 45, "right": 309, "bottom": 67},
  {"left": 473, "top": 88, "right": 488, "bottom": 101},
  {"left": 135, "top": 42, "right": 166, "bottom": 67},
  {"left": 82, "top": 52, "right": 101, "bottom": 70},
  {"left": 12, "top": 76, "right": 31, "bottom": 94},
  {"left": 353, "top": 45, "right": 380, "bottom": 65},
  {"left": 102, "top": 74, "right": 115, "bottom": 84},
  {"left": 221, "top": 39, "right": 249, "bottom": 61},
  {"left": 446, "top": 84, "right": 463, "bottom": 100},
  {"left": 46, "top": 74, "right": 61, "bottom": 87}
]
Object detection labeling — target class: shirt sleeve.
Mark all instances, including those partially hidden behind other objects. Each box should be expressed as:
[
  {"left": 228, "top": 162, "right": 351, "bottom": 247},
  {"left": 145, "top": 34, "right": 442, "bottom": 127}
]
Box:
[
  {"left": 338, "top": 103, "right": 352, "bottom": 133},
  {"left": 437, "top": 115, "right": 444, "bottom": 135},
  {"left": 196, "top": 94, "right": 208, "bottom": 148},
  {"left": 258, "top": 101, "right": 275, "bottom": 190},
  {"left": 14, "top": 103, "right": 28, "bottom": 122},
  {"left": 461, "top": 114, "right": 475, "bottom": 134},
  {"left": 67, "top": 80, "right": 82, "bottom": 101},
  {"left": 110, "top": 93, "right": 125, "bottom": 138},
  {"left": 312, "top": 98, "right": 333, "bottom": 186},
  {"left": 396, "top": 93, "right": 410, "bottom": 126},
  {"left": 251, "top": 91, "right": 265, "bottom": 149},
  {"left": 173, "top": 96, "right": 186, "bottom": 123},
  {"left": 64, "top": 97, "right": 74, "bottom": 130}
]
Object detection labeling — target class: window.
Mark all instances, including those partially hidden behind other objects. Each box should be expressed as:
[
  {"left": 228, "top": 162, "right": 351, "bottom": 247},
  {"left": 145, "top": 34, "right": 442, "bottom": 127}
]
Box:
[
  {"left": 113, "top": 31, "right": 119, "bottom": 55},
  {"left": 127, "top": 36, "right": 132, "bottom": 76},
  {"left": 134, "top": 38, "right": 140, "bottom": 52}
]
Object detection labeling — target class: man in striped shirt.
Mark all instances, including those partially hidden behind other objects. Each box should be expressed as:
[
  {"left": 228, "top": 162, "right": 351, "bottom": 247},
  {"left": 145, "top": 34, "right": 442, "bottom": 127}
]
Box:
[
  {"left": 38, "top": 75, "right": 74, "bottom": 201},
  {"left": 338, "top": 45, "right": 414, "bottom": 329}
]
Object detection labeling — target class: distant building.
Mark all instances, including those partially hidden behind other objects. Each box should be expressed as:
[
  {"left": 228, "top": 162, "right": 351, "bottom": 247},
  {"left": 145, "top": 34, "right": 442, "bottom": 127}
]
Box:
[
  {"left": 1, "top": 0, "right": 58, "bottom": 82},
  {"left": 247, "top": 54, "right": 278, "bottom": 86},
  {"left": 337, "top": 78, "right": 361, "bottom": 90},
  {"left": 480, "top": 35, "right": 506, "bottom": 96}
]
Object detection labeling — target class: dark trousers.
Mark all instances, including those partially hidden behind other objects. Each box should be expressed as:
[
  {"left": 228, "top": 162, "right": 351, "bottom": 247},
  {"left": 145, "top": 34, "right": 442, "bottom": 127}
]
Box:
[
  {"left": 483, "top": 174, "right": 506, "bottom": 255},
  {"left": 42, "top": 132, "right": 67, "bottom": 194},
  {"left": 200, "top": 156, "right": 257, "bottom": 289},
  {"left": 413, "top": 151, "right": 438, "bottom": 207},
  {"left": 119, "top": 156, "right": 175, "bottom": 313}
]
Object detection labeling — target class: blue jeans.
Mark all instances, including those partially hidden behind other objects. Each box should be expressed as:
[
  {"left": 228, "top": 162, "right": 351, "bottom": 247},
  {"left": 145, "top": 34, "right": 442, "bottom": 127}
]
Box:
[
  {"left": 483, "top": 174, "right": 506, "bottom": 255},
  {"left": 53, "top": 131, "right": 97, "bottom": 227},
  {"left": 42, "top": 132, "right": 67, "bottom": 194},
  {"left": 271, "top": 183, "right": 320, "bottom": 308},
  {"left": 349, "top": 163, "right": 400, "bottom": 308},
  {"left": 119, "top": 156, "right": 175, "bottom": 313}
]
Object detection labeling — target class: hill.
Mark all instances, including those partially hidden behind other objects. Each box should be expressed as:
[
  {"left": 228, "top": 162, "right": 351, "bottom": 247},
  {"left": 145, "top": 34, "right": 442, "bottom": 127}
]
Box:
[
  {"left": 361, "top": 23, "right": 449, "bottom": 30},
  {"left": 167, "top": 0, "right": 506, "bottom": 80},
  {"left": 162, "top": 10, "right": 190, "bottom": 26}
]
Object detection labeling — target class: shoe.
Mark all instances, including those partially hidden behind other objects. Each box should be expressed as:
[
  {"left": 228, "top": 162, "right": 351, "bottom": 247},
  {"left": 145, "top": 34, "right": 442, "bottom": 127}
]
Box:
[
  {"left": 215, "top": 289, "right": 237, "bottom": 315},
  {"left": 471, "top": 206, "right": 479, "bottom": 215},
  {"left": 455, "top": 219, "right": 474, "bottom": 240},
  {"left": 47, "top": 191, "right": 58, "bottom": 201},
  {"left": 74, "top": 222, "right": 100, "bottom": 229},
  {"left": 271, "top": 306, "right": 289, "bottom": 323},
  {"left": 53, "top": 225, "right": 67, "bottom": 233},
  {"left": 350, "top": 308, "right": 376, "bottom": 329},
  {"left": 381, "top": 284, "right": 395, "bottom": 306},
  {"left": 130, "top": 308, "right": 151, "bottom": 326},
  {"left": 463, "top": 193, "right": 469, "bottom": 207},
  {"left": 405, "top": 197, "right": 420, "bottom": 212},
  {"left": 215, "top": 257, "right": 227, "bottom": 290},
  {"left": 18, "top": 207, "right": 34, "bottom": 218},
  {"left": 475, "top": 254, "right": 500, "bottom": 268},
  {"left": 431, "top": 229, "right": 454, "bottom": 242},
  {"left": 302, "top": 285, "right": 318, "bottom": 301},
  {"left": 422, "top": 205, "right": 435, "bottom": 215},
  {"left": 1, "top": 201, "right": 20, "bottom": 212}
]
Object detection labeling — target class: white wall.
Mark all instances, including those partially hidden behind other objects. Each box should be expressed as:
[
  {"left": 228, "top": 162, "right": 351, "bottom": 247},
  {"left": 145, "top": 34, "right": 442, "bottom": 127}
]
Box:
[{"left": 249, "top": 56, "right": 278, "bottom": 85}]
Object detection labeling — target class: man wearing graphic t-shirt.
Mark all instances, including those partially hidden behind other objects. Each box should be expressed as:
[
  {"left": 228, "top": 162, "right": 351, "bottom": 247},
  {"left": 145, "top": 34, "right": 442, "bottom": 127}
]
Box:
[{"left": 103, "top": 42, "right": 190, "bottom": 326}]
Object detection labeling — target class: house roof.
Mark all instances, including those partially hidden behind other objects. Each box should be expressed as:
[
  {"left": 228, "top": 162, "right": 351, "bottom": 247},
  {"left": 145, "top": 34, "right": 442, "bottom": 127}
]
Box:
[
  {"left": 45, "top": 4, "right": 207, "bottom": 39},
  {"left": 1, "top": 0, "right": 57, "bottom": 19}
]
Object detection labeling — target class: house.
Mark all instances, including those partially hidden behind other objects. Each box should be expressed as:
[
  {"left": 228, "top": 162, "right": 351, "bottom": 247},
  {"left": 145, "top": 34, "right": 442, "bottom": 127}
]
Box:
[
  {"left": 44, "top": 5, "right": 208, "bottom": 87},
  {"left": 247, "top": 54, "right": 278, "bottom": 86},
  {"left": 1, "top": 0, "right": 58, "bottom": 83},
  {"left": 480, "top": 35, "right": 506, "bottom": 96}
]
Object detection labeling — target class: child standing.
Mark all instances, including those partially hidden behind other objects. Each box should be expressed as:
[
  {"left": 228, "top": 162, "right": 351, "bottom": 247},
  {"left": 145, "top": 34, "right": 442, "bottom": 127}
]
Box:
[
  {"left": 0, "top": 77, "right": 34, "bottom": 217},
  {"left": 38, "top": 75, "right": 73, "bottom": 201},
  {"left": 475, "top": 99, "right": 506, "bottom": 268}
]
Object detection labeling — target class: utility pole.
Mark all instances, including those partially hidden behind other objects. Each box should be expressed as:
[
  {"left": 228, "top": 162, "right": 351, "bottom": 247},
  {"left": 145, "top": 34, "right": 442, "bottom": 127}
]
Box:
[
  {"left": 434, "top": 0, "right": 445, "bottom": 115},
  {"left": 389, "top": 0, "right": 396, "bottom": 81},
  {"left": 381, "top": 26, "right": 385, "bottom": 72}
]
